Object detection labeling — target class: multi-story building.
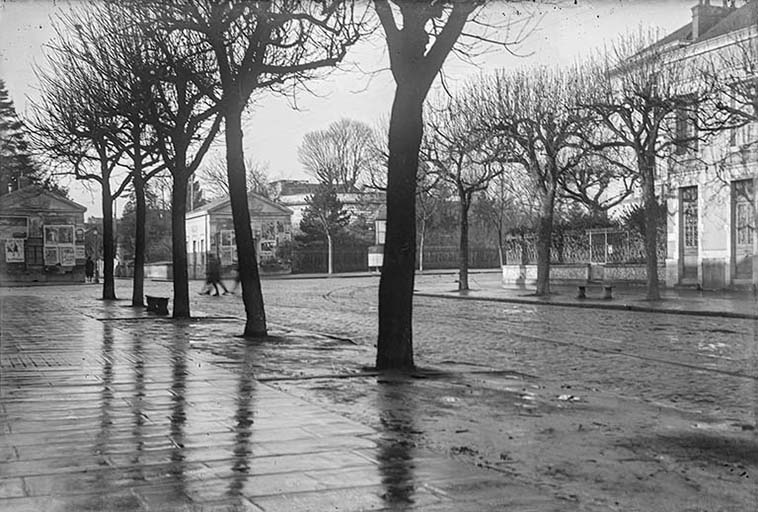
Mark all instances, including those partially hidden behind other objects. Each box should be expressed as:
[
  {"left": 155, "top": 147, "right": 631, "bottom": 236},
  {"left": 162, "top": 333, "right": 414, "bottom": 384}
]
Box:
[{"left": 656, "top": 0, "right": 757, "bottom": 289}]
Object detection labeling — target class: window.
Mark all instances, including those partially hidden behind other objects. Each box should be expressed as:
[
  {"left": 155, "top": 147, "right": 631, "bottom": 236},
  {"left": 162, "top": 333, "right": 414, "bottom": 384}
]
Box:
[
  {"left": 681, "top": 186, "right": 698, "bottom": 249},
  {"left": 674, "top": 100, "right": 698, "bottom": 155}
]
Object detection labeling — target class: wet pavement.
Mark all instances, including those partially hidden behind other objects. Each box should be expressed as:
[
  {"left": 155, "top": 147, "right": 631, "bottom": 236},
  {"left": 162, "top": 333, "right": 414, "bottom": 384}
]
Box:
[
  {"left": 2, "top": 274, "right": 758, "bottom": 511},
  {"left": 1, "top": 288, "right": 570, "bottom": 511}
]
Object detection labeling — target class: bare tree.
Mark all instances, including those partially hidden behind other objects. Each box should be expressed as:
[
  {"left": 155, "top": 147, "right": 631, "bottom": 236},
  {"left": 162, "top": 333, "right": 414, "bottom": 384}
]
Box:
[
  {"left": 373, "top": 0, "right": 532, "bottom": 370},
  {"left": 299, "top": 118, "right": 378, "bottom": 191},
  {"left": 474, "top": 167, "right": 538, "bottom": 267},
  {"left": 59, "top": 4, "right": 169, "bottom": 307},
  {"left": 416, "top": 163, "right": 450, "bottom": 272},
  {"left": 423, "top": 92, "right": 502, "bottom": 291},
  {"left": 198, "top": 156, "right": 272, "bottom": 199},
  {"left": 480, "top": 64, "right": 592, "bottom": 296},
  {"left": 559, "top": 148, "right": 637, "bottom": 216},
  {"left": 28, "top": 14, "right": 135, "bottom": 301},
  {"left": 142, "top": 10, "right": 223, "bottom": 319},
  {"left": 145, "top": 0, "right": 367, "bottom": 337},
  {"left": 585, "top": 32, "right": 716, "bottom": 300}
]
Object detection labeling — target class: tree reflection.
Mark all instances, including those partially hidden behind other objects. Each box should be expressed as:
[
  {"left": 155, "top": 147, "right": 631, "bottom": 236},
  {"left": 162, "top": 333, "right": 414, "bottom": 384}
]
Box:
[
  {"left": 168, "top": 333, "right": 188, "bottom": 493},
  {"left": 376, "top": 375, "right": 420, "bottom": 509},
  {"left": 227, "top": 342, "right": 258, "bottom": 501}
]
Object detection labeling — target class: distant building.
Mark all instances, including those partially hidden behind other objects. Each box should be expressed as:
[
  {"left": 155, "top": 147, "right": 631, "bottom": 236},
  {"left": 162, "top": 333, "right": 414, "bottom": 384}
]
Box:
[
  {"left": 0, "top": 186, "right": 87, "bottom": 285},
  {"left": 270, "top": 179, "right": 386, "bottom": 229},
  {"left": 185, "top": 192, "right": 293, "bottom": 278}
]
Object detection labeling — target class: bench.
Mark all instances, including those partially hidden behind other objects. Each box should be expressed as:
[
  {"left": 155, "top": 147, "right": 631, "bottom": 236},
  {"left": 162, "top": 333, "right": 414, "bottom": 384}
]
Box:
[
  {"left": 576, "top": 284, "right": 613, "bottom": 300},
  {"left": 145, "top": 295, "right": 169, "bottom": 315}
]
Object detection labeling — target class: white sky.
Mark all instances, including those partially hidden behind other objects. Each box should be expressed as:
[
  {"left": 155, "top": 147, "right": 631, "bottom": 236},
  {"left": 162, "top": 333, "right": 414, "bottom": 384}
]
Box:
[{"left": 0, "top": 0, "right": 696, "bottom": 217}]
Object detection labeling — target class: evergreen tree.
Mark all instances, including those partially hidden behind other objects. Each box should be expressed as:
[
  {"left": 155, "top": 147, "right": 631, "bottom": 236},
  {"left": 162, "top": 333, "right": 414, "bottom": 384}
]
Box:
[
  {"left": 297, "top": 184, "right": 350, "bottom": 274},
  {"left": 0, "top": 78, "right": 67, "bottom": 197},
  {"left": 0, "top": 78, "right": 36, "bottom": 195}
]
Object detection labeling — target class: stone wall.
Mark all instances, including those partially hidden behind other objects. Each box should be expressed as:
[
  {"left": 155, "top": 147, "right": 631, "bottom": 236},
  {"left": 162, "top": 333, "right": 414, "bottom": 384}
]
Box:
[{"left": 503, "top": 263, "right": 666, "bottom": 286}]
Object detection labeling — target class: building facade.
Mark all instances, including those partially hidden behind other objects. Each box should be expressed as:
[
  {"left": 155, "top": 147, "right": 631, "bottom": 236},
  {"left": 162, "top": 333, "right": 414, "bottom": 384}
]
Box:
[
  {"left": 658, "top": 0, "right": 757, "bottom": 289},
  {"left": 0, "top": 187, "right": 88, "bottom": 285},
  {"left": 185, "top": 193, "right": 292, "bottom": 278}
]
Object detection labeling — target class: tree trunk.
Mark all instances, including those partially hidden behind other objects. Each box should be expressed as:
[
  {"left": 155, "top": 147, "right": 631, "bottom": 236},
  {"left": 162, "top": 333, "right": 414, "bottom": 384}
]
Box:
[
  {"left": 497, "top": 225, "right": 504, "bottom": 267},
  {"left": 641, "top": 155, "right": 660, "bottom": 300},
  {"left": 171, "top": 172, "right": 191, "bottom": 318},
  {"left": 131, "top": 155, "right": 145, "bottom": 307},
  {"left": 418, "top": 218, "right": 426, "bottom": 273},
  {"left": 535, "top": 187, "right": 555, "bottom": 297},
  {"left": 101, "top": 175, "right": 116, "bottom": 300},
  {"left": 458, "top": 192, "right": 470, "bottom": 291},
  {"left": 376, "top": 85, "right": 423, "bottom": 371},
  {"left": 327, "top": 232, "right": 333, "bottom": 274},
  {"left": 224, "top": 106, "right": 267, "bottom": 337}
]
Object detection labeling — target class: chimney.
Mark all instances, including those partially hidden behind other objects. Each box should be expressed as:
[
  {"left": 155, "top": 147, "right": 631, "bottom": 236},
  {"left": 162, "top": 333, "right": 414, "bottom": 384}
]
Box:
[{"left": 691, "top": 0, "right": 734, "bottom": 40}]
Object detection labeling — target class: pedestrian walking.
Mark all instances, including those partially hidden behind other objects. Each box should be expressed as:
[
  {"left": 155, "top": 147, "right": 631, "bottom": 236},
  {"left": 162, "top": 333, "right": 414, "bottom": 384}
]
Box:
[
  {"left": 199, "top": 254, "right": 229, "bottom": 296},
  {"left": 85, "top": 256, "right": 94, "bottom": 283}
]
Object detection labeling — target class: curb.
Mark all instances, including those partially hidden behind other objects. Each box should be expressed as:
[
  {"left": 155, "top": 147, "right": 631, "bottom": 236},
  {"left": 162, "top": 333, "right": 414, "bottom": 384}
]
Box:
[{"left": 414, "top": 291, "right": 758, "bottom": 320}]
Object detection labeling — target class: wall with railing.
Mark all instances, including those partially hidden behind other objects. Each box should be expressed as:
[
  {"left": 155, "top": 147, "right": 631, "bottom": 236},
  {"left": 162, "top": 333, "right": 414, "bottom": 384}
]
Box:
[{"left": 503, "top": 228, "right": 666, "bottom": 266}]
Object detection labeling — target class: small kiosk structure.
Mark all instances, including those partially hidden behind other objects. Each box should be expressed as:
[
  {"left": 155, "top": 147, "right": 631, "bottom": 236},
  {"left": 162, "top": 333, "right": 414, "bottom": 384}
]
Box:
[{"left": 0, "top": 187, "right": 87, "bottom": 285}]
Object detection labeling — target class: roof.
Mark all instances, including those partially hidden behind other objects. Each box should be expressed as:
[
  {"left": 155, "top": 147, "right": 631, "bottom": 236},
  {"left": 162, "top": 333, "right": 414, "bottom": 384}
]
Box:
[
  {"left": 700, "top": 0, "right": 758, "bottom": 40},
  {"left": 649, "top": 0, "right": 756, "bottom": 51},
  {"left": 0, "top": 186, "right": 87, "bottom": 213},
  {"left": 187, "top": 192, "right": 293, "bottom": 217}
]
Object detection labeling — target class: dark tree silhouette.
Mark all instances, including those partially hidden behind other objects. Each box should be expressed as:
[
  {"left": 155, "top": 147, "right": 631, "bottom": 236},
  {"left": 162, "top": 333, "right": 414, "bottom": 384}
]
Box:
[{"left": 373, "top": 0, "right": 531, "bottom": 369}]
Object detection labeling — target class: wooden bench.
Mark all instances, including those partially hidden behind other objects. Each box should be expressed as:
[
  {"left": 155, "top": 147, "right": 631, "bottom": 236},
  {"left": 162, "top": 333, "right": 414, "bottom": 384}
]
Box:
[
  {"left": 577, "top": 284, "right": 613, "bottom": 300},
  {"left": 145, "top": 295, "right": 169, "bottom": 315}
]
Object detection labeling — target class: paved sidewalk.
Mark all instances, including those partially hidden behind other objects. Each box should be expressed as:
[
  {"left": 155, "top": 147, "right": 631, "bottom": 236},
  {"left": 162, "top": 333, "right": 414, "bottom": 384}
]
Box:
[
  {"left": 0, "top": 291, "right": 570, "bottom": 512},
  {"left": 413, "top": 272, "right": 758, "bottom": 319}
]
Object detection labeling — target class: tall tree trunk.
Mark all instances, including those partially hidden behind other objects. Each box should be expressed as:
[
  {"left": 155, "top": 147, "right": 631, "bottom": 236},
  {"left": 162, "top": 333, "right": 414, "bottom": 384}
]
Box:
[
  {"left": 377, "top": 85, "right": 423, "bottom": 371},
  {"left": 497, "top": 225, "right": 504, "bottom": 267},
  {"left": 224, "top": 105, "right": 267, "bottom": 337},
  {"left": 171, "top": 172, "right": 190, "bottom": 318},
  {"left": 458, "top": 192, "right": 470, "bottom": 291},
  {"left": 535, "top": 187, "right": 555, "bottom": 297},
  {"left": 418, "top": 218, "right": 426, "bottom": 273},
  {"left": 641, "top": 154, "right": 660, "bottom": 300},
  {"left": 101, "top": 174, "right": 116, "bottom": 300},
  {"left": 131, "top": 152, "right": 145, "bottom": 307},
  {"left": 327, "top": 232, "right": 333, "bottom": 274}
]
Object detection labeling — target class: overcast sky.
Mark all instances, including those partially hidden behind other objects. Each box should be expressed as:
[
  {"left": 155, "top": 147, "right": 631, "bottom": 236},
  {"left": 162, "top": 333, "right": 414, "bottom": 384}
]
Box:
[{"left": 0, "top": 0, "right": 696, "bottom": 217}]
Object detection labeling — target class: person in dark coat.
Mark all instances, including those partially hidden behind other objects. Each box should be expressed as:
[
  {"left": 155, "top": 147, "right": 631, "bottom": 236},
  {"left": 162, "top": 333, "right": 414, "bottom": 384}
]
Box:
[{"left": 85, "top": 256, "right": 95, "bottom": 283}]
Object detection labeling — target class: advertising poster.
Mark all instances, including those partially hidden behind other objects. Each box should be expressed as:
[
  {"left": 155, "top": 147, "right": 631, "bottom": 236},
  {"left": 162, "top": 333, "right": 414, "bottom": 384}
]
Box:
[
  {"left": 75, "top": 246, "right": 86, "bottom": 259},
  {"left": 0, "top": 216, "right": 28, "bottom": 239},
  {"left": 59, "top": 246, "right": 76, "bottom": 266},
  {"left": 44, "top": 247, "right": 59, "bottom": 265},
  {"left": 75, "top": 227, "right": 85, "bottom": 244},
  {"left": 220, "top": 246, "right": 234, "bottom": 266},
  {"left": 5, "top": 239, "right": 24, "bottom": 263},
  {"left": 44, "top": 225, "right": 60, "bottom": 244}
]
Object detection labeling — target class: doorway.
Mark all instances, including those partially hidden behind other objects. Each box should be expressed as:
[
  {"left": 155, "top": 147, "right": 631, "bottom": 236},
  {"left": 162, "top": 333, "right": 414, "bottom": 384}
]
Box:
[
  {"left": 680, "top": 186, "right": 699, "bottom": 283},
  {"left": 732, "top": 179, "right": 754, "bottom": 281}
]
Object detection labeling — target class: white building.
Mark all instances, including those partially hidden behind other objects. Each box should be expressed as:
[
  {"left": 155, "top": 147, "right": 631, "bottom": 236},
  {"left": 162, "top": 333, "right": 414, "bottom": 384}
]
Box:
[{"left": 655, "top": 0, "right": 757, "bottom": 289}]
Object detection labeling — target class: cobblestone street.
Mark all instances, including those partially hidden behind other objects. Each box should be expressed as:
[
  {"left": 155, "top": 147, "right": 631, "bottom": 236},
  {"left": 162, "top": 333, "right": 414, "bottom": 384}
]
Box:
[{"left": 2, "top": 274, "right": 757, "bottom": 511}]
